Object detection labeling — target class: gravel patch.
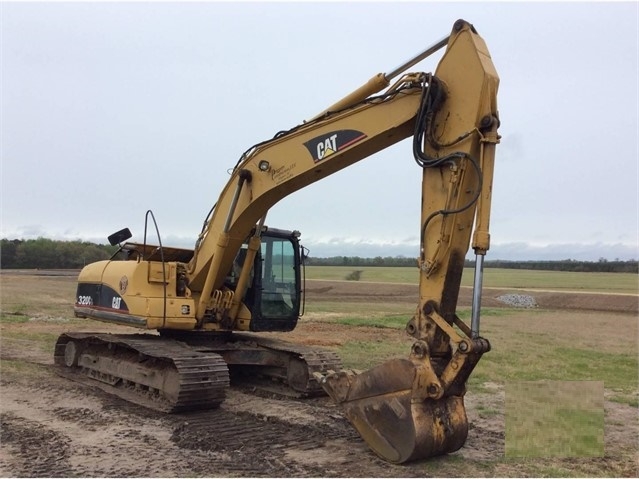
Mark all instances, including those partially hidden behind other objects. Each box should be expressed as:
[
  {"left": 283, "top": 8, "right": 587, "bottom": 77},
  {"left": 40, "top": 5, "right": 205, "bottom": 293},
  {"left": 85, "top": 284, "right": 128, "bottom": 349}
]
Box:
[{"left": 495, "top": 294, "right": 538, "bottom": 308}]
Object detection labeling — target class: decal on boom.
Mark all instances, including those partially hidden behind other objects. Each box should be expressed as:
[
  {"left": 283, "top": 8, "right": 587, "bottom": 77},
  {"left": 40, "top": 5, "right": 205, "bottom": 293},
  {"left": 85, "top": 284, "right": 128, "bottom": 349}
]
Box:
[{"left": 304, "top": 130, "right": 367, "bottom": 163}]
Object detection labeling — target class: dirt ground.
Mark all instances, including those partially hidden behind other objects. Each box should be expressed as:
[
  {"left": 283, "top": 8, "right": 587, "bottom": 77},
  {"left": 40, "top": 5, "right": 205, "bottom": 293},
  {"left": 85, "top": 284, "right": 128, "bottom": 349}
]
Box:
[{"left": 1, "top": 274, "right": 637, "bottom": 477}]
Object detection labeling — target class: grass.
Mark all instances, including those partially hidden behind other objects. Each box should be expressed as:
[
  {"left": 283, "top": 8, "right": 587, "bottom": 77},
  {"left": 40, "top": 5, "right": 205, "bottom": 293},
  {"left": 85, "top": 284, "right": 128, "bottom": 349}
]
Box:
[
  {"left": 336, "top": 330, "right": 638, "bottom": 396},
  {"left": 505, "top": 381, "right": 604, "bottom": 458},
  {"left": 306, "top": 266, "right": 639, "bottom": 294},
  {"left": 476, "top": 405, "right": 501, "bottom": 418},
  {"left": 609, "top": 393, "right": 639, "bottom": 408},
  {"left": 334, "top": 314, "right": 412, "bottom": 329},
  {"left": 321, "top": 307, "right": 638, "bottom": 413},
  {"left": 333, "top": 308, "right": 519, "bottom": 329},
  {"left": 338, "top": 340, "right": 408, "bottom": 370},
  {"left": 0, "top": 313, "right": 30, "bottom": 323},
  {"left": 457, "top": 307, "right": 527, "bottom": 320},
  {"left": 475, "top": 344, "right": 637, "bottom": 392},
  {"left": 1, "top": 330, "right": 60, "bottom": 352},
  {"left": 307, "top": 266, "right": 420, "bottom": 283},
  {"left": 0, "top": 275, "right": 77, "bottom": 320}
]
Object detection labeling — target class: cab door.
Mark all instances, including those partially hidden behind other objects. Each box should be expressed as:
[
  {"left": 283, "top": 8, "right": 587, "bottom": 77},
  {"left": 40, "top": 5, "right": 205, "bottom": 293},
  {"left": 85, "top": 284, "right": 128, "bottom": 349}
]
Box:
[{"left": 247, "top": 231, "right": 301, "bottom": 332}]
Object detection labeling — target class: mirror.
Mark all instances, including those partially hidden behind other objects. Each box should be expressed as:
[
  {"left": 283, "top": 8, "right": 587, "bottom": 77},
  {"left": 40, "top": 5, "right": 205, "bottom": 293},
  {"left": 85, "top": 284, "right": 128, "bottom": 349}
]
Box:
[{"left": 107, "top": 228, "right": 132, "bottom": 246}]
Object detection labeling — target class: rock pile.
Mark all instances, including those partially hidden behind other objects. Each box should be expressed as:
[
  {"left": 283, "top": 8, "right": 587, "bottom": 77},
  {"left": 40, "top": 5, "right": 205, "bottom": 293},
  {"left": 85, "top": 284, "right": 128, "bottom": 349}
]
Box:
[{"left": 495, "top": 293, "right": 538, "bottom": 308}]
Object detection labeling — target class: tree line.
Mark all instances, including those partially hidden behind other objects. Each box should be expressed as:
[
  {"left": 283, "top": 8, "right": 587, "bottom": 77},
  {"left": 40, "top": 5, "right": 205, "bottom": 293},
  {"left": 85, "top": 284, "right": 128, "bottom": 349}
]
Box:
[
  {"left": 1, "top": 238, "right": 637, "bottom": 273},
  {"left": 307, "top": 255, "right": 638, "bottom": 273},
  {"left": 1, "top": 238, "right": 117, "bottom": 269}
]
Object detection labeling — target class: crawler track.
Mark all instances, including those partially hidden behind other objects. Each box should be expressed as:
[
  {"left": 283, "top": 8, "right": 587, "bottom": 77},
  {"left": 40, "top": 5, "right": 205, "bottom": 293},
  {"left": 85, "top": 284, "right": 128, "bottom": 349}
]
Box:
[
  {"left": 54, "top": 331, "right": 343, "bottom": 412},
  {"left": 54, "top": 333, "right": 230, "bottom": 412},
  {"left": 159, "top": 331, "right": 343, "bottom": 397},
  {"left": 245, "top": 334, "right": 344, "bottom": 395}
]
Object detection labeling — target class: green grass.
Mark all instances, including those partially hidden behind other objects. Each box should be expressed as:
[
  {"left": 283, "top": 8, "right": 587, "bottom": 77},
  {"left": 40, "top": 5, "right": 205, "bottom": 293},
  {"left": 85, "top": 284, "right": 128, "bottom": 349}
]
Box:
[
  {"left": 311, "top": 303, "right": 638, "bottom": 399},
  {"left": 476, "top": 344, "right": 637, "bottom": 392},
  {"left": 337, "top": 341, "right": 408, "bottom": 370},
  {"left": 609, "top": 393, "right": 639, "bottom": 408},
  {"left": 0, "top": 313, "right": 30, "bottom": 323},
  {"left": 306, "top": 266, "right": 639, "bottom": 294},
  {"left": 321, "top": 308, "right": 638, "bottom": 406},
  {"left": 505, "top": 381, "right": 604, "bottom": 458},
  {"left": 334, "top": 314, "right": 412, "bottom": 329},
  {"left": 0, "top": 303, "right": 32, "bottom": 323},
  {"left": 457, "top": 307, "right": 528, "bottom": 320},
  {"left": 338, "top": 337, "right": 638, "bottom": 394},
  {"left": 332, "top": 309, "right": 518, "bottom": 329},
  {"left": 476, "top": 269, "right": 638, "bottom": 293},
  {"left": 307, "top": 266, "right": 419, "bottom": 283}
]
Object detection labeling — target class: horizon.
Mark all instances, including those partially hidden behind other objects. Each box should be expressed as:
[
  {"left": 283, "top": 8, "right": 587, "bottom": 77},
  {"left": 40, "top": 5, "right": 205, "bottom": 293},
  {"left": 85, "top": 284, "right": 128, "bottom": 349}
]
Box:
[{"left": 1, "top": 233, "right": 636, "bottom": 263}]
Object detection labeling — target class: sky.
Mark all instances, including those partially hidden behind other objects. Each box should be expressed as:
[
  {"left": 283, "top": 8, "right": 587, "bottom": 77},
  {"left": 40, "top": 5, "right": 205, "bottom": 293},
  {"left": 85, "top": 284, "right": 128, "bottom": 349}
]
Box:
[{"left": 1, "top": 1, "right": 638, "bottom": 261}]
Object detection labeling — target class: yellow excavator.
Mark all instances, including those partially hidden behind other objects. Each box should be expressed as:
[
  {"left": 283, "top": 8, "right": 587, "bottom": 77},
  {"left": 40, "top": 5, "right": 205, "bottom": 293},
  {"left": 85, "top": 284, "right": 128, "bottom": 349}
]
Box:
[{"left": 55, "top": 19, "right": 499, "bottom": 464}]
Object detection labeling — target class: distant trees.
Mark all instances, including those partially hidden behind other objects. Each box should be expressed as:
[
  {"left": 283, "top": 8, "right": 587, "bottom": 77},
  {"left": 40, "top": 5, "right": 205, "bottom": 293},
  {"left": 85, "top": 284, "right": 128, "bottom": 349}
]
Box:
[
  {"left": 0, "top": 238, "right": 117, "bottom": 269},
  {"left": 1, "top": 238, "right": 637, "bottom": 273},
  {"left": 465, "top": 258, "right": 638, "bottom": 273},
  {"left": 308, "top": 255, "right": 638, "bottom": 273},
  {"left": 308, "top": 255, "right": 417, "bottom": 268}
]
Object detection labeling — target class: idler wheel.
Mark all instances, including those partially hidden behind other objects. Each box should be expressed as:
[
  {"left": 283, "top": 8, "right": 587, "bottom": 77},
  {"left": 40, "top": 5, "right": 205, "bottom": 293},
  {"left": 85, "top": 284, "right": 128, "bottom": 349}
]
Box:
[{"left": 64, "top": 341, "right": 82, "bottom": 367}]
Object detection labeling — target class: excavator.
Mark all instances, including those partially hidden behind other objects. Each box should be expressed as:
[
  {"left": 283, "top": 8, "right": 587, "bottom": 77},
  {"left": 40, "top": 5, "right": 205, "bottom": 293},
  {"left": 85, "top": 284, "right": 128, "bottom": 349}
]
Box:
[{"left": 55, "top": 19, "right": 499, "bottom": 464}]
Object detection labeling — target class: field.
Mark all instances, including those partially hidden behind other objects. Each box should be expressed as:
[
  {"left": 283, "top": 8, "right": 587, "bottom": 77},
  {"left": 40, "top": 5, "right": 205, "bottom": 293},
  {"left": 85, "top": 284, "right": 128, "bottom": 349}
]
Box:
[{"left": 0, "top": 268, "right": 637, "bottom": 477}]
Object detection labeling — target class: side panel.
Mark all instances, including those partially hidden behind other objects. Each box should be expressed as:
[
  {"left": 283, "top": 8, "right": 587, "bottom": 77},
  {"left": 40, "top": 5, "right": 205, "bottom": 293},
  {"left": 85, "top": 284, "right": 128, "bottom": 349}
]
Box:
[
  {"left": 74, "top": 282, "right": 146, "bottom": 327},
  {"left": 74, "top": 259, "right": 198, "bottom": 330}
]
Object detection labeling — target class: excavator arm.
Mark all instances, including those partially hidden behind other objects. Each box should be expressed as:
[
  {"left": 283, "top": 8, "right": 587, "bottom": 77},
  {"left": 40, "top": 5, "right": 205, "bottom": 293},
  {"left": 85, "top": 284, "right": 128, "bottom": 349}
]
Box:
[{"left": 181, "top": 19, "right": 499, "bottom": 463}]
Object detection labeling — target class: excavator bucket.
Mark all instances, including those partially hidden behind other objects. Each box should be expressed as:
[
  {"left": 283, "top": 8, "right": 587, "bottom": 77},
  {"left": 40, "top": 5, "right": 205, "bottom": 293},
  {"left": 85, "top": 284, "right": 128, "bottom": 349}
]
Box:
[{"left": 316, "top": 358, "right": 468, "bottom": 464}]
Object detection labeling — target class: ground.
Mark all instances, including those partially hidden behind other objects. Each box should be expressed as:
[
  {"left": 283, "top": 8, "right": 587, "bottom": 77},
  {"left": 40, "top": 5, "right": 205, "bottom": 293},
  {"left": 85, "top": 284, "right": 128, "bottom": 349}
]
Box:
[{"left": 0, "top": 273, "right": 637, "bottom": 477}]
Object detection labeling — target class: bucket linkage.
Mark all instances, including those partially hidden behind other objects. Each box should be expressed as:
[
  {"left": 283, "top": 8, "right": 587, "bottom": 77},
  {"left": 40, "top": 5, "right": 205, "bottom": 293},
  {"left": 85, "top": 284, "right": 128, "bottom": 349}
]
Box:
[{"left": 315, "top": 304, "right": 490, "bottom": 464}]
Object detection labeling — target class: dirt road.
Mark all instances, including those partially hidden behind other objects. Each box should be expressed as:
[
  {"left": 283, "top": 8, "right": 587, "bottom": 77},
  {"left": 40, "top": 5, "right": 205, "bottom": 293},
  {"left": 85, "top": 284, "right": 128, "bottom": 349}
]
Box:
[{"left": 1, "top": 276, "right": 637, "bottom": 477}]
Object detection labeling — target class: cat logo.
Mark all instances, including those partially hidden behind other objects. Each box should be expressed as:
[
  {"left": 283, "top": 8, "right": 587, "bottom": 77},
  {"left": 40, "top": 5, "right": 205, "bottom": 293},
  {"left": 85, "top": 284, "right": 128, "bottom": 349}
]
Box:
[
  {"left": 317, "top": 134, "right": 338, "bottom": 160},
  {"left": 304, "top": 130, "right": 367, "bottom": 163}
]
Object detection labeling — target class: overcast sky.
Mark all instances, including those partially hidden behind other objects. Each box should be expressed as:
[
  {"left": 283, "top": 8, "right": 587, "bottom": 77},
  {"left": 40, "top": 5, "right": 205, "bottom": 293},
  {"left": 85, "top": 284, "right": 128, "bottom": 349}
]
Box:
[{"left": 2, "top": 1, "right": 638, "bottom": 261}]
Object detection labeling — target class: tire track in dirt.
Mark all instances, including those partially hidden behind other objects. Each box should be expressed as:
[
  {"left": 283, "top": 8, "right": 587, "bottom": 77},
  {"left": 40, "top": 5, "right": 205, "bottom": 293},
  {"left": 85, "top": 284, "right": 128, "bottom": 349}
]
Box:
[
  {"left": 0, "top": 371, "right": 422, "bottom": 477},
  {"left": 167, "top": 405, "right": 399, "bottom": 478},
  {"left": 0, "top": 413, "right": 73, "bottom": 477},
  {"left": 0, "top": 377, "right": 236, "bottom": 477}
]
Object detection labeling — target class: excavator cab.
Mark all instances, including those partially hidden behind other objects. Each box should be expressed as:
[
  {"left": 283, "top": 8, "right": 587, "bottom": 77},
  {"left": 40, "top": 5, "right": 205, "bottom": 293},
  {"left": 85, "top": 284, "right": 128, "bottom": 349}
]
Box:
[{"left": 236, "top": 228, "right": 303, "bottom": 332}]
